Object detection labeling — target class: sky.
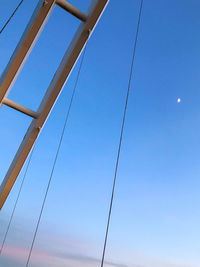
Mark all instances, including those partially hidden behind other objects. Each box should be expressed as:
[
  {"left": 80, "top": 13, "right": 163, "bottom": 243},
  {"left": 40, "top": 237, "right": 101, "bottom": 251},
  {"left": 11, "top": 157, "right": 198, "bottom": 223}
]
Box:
[{"left": 1, "top": 0, "right": 200, "bottom": 266}]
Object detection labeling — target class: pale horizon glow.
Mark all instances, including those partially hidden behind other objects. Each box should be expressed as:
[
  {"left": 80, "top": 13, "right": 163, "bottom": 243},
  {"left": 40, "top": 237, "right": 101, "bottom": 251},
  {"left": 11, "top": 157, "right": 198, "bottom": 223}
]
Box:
[{"left": 1, "top": 0, "right": 200, "bottom": 267}]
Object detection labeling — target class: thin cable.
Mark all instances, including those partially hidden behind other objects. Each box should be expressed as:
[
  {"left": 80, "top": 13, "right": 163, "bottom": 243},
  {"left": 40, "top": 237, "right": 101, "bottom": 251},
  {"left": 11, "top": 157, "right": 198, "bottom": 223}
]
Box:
[
  {"left": 100, "top": 1, "right": 144, "bottom": 267},
  {"left": 0, "top": 146, "right": 34, "bottom": 255},
  {"left": 0, "top": 0, "right": 25, "bottom": 35},
  {"left": 25, "top": 45, "right": 87, "bottom": 267}
]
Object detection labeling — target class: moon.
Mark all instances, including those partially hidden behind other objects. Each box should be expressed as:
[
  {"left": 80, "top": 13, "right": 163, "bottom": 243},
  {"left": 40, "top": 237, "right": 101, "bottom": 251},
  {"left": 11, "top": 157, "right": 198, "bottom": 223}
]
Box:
[{"left": 177, "top": 98, "right": 181, "bottom": 103}]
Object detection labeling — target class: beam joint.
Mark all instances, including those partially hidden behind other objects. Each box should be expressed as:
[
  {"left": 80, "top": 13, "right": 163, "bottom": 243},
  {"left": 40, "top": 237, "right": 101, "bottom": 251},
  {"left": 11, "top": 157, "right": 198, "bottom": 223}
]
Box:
[{"left": 0, "top": 0, "right": 109, "bottom": 210}]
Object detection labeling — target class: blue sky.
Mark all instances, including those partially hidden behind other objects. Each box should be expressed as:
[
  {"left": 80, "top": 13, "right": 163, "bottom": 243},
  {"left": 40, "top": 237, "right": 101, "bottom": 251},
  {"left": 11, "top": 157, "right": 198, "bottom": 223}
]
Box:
[{"left": 1, "top": 0, "right": 200, "bottom": 266}]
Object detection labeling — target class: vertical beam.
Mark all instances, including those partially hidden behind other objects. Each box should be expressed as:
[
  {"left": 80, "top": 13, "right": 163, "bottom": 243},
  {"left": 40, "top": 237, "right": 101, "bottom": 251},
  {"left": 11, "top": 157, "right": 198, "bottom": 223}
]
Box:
[
  {"left": 0, "top": 0, "right": 56, "bottom": 105},
  {"left": 0, "top": 0, "right": 109, "bottom": 209}
]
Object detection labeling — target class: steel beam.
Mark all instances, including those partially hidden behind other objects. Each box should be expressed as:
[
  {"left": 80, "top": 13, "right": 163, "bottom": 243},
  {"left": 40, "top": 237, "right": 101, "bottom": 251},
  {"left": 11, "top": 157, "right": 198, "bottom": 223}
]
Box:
[
  {"left": 0, "top": 0, "right": 109, "bottom": 209},
  {"left": 56, "top": 0, "right": 87, "bottom": 22},
  {"left": 0, "top": 0, "right": 56, "bottom": 107},
  {"left": 2, "top": 98, "right": 39, "bottom": 118}
]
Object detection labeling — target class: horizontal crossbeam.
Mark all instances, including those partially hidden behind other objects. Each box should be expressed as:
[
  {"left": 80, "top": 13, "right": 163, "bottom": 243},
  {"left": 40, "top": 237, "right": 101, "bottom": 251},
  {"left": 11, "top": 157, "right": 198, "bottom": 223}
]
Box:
[
  {"left": 0, "top": 0, "right": 109, "bottom": 210},
  {"left": 2, "top": 98, "right": 39, "bottom": 118},
  {"left": 0, "top": 0, "right": 56, "bottom": 107},
  {"left": 56, "top": 0, "right": 87, "bottom": 22}
]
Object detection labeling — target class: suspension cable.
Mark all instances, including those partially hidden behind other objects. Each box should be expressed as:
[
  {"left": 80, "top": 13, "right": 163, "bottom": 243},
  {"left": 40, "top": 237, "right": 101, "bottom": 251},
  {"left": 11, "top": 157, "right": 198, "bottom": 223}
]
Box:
[
  {"left": 100, "top": 1, "right": 144, "bottom": 266},
  {"left": 0, "top": 0, "right": 25, "bottom": 35},
  {"left": 0, "top": 146, "right": 34, "bottom": 255},
  {"left": 25, "top": 45, "right": 87, "bottom": 267}
]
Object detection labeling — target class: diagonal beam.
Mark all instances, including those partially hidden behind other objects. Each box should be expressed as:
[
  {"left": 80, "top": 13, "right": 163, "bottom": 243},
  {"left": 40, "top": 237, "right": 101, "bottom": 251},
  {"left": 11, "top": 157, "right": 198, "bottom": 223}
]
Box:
[
  {"left": 0, "top": 0, "right": 109, "bottom": 209},
  {"left": 0, "top": 0, "right": 56, "bottom": 106}
]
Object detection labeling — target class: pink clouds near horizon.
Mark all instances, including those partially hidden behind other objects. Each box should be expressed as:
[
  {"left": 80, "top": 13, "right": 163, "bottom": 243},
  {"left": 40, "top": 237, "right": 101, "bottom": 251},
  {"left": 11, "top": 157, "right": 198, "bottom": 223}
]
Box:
[{"left": 0, "top": 243, "right": 130, "bottom": 267}]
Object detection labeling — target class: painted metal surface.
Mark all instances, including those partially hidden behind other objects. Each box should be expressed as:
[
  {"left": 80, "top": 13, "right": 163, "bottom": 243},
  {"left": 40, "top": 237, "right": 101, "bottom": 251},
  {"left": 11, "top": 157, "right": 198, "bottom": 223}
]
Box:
[{"left": 0, "top": 0, "right": 109, "bottom": 209}]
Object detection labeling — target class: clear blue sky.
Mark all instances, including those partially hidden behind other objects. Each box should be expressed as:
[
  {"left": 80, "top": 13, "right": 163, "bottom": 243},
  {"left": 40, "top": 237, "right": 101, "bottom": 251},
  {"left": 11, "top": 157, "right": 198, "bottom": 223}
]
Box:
[{"left": 1, "top": 0, "right": 200, "bottom": 266}]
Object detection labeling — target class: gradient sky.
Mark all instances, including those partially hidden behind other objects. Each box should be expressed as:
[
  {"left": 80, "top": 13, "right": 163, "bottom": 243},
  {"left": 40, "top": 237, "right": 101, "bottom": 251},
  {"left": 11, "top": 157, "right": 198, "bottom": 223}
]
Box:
[{"left": 1, "top": 0, "right": 200, "bottom": 266}]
